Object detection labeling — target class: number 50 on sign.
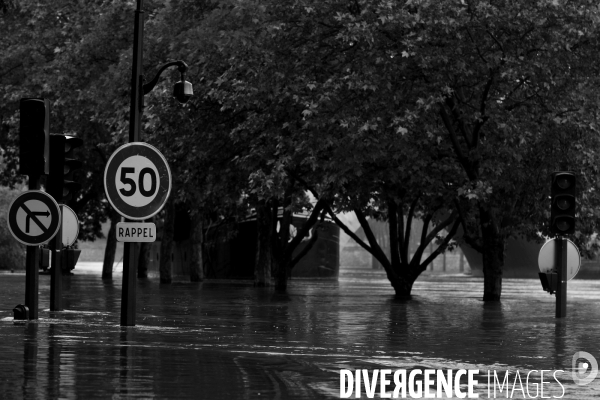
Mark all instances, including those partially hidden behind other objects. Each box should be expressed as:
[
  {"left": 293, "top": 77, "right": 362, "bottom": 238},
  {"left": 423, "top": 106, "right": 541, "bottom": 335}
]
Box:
[{"left": 104, "top": 142, "right": 171, "bottom": 220}]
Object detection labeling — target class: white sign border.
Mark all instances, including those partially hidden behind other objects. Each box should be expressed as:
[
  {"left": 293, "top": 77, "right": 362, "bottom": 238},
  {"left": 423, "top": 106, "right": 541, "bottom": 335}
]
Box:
[
  {"left": 6, "top": 190, "right": 61, "bottom": 246},
  {"left": 103, "top": 142, "right": 172, "bottom": 221}
]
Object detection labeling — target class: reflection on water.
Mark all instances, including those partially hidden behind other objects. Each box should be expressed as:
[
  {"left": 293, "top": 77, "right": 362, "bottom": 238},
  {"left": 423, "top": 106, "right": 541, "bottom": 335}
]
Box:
[
  {"left": 1, "top": 273, "right": 600, "bottom": 398},
  {"left": 22, "top": 323, "right": 37, "bottom": 399}
]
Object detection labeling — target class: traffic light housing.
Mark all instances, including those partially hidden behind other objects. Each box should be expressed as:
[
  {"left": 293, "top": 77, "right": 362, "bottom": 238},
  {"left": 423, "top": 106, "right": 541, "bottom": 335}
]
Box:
[
  {"left": 47, "top": 134, "right": 83, "bottom": 204},
  {"left": 550, "top": 171, "right": 576, "bottom": 235},
  {"left": 19, "top": 98, "right": 49, "bottom": 176}
]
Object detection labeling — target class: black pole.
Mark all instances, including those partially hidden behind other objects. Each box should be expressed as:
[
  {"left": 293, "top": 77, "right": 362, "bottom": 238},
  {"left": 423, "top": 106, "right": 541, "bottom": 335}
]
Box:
[
  {"left": 121, "top": 243, "right": 138, "bottom": 326},
  {"left": 24, "top": 246, "right": 39, "bottom": 318},
  {"left": 555, "top": 237, "right": 567, "bottom": 318},
  {"left": 129, "top": 0, "right": 144, "bottom": 143},
  {"left": 49, "top": 225, "right": 63, "bottom": 311},
  {"left": 121, "top": 0, "right": 144, "bottom": 327},
  {"left": 24, "top": 175, "right": 40, "bottom": 319}
]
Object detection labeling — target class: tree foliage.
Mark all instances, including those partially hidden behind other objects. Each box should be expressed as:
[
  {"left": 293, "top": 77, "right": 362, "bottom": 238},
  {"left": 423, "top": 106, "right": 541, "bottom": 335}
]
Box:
[{"left": 2, "top": 0, "right": 600, "bottom": 298}]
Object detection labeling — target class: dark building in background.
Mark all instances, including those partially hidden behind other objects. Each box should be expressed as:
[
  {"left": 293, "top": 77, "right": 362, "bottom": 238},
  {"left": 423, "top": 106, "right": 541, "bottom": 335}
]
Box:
[{"left": 145, "top": 213, "right": 340, "bottom": 281}]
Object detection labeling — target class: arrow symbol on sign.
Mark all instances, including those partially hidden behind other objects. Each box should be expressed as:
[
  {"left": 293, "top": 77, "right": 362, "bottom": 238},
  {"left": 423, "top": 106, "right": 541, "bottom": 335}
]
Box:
[{"left": 25, "top": 210, "right": 50, "bottom": 233}]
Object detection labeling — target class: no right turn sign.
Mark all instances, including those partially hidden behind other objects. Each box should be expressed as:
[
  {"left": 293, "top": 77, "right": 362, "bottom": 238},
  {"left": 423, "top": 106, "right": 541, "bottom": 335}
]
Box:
[{"left": 6, "top": 190, "right": 61, "bottom": 245}]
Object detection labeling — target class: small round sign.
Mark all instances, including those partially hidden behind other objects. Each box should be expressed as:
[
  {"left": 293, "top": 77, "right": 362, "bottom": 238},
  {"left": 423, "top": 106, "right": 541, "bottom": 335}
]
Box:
[
  {"left": 104, "top": 142, "right": 171, "bottom": 220},
  {"left": 61, "top": 204, "right": 79, "bottom": 247},
  {"left": 6, "top": 190, "right": 61, "bottom": 245},
  {"left": 538, "top": 238, "right": 581, "bottom": 281}
]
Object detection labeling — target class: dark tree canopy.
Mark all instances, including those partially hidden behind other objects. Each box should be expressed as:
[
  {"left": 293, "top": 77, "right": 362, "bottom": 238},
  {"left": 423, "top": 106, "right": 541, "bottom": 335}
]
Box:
[{"left": 2, "top": 0, "right": 600, "bottom": 296}]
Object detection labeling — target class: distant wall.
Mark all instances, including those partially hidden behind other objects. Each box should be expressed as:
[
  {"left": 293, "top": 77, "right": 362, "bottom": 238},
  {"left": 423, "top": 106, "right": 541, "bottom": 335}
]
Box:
[
  {"left": 339, "top": 219, "right": 470, "bottom": 274},
  {"left": 144, "top": 220, "right": 340, "bottom": 281}
]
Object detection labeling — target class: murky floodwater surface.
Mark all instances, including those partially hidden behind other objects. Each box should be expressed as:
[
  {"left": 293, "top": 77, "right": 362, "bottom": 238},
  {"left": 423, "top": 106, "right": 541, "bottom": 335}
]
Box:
[{"left": 1, "top": 272, "right": 600, "bottom": 399}]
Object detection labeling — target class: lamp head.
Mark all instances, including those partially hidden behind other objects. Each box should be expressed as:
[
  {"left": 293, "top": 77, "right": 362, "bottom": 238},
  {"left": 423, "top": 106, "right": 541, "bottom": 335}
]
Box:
[{"left": 173, "top": 77, "right": 193, "bottom": 104}]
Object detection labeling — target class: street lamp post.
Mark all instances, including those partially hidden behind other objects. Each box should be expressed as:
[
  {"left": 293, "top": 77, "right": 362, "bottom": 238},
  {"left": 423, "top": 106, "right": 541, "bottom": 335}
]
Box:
[{"left": 121, "top": 0, "right": 192, "bottom": 326}]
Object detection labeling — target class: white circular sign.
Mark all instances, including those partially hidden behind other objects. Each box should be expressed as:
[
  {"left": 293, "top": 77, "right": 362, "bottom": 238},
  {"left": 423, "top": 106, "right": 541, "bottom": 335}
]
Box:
[
  {"left": 114, "top": 155, "right": 160, "bottom": 208},
  {"left": 104, "top": 143, "right": 171, "bottom": 220},
  {"left": 538, "top": 238, "right": 581, "bottom": 281},
  {"left": 61, "top": 205, "right": 79, "bottom": 247}
]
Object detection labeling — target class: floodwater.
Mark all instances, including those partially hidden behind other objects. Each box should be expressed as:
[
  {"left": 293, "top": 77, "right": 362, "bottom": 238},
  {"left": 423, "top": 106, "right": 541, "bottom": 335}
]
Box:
[{"left": 1, "top": 269, "right": 600, "bottom": 399}]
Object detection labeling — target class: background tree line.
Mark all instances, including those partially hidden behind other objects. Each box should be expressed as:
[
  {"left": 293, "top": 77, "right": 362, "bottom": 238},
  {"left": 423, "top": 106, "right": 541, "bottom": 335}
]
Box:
[{"left": 2, "top": 0, "right": 600, "bottom": 300}]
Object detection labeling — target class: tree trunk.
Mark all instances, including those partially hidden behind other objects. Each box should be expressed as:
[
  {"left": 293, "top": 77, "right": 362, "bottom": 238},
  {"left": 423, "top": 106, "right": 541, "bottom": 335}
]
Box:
[
  {"left": 101, "top": 210, "right": 120, "bottom": 280},
  {"left": 190, "top": 214, "right": 204, "bottom": 282},
  {"left": 159, "top": 198, "right": 175, "bottom": 284},
  {"left": 482, "top": 234, "right": 504, "bottom": 301},
  {"left": 480, "top": 209, "right": 504, "bottom": 301},
  {"left": 275, "top": 258, "right": 288, "bottom": 292},
  {"left": 389, "top": 271, "right": 415, "bottom": 299},
  {"left": 254, "top": 204, "right": 273, "bottom": 287}
]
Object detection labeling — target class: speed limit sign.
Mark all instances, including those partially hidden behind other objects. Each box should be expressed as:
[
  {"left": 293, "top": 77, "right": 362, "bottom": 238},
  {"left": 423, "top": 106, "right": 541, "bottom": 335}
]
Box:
[{"left": 104, "top": 142, "right": 171, "bottom": 220}]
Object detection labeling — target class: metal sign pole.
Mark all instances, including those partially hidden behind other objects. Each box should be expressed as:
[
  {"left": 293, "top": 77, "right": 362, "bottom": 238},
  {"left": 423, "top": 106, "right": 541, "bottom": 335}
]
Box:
[
  {"left": 24, "top": 246, "right": 39, "bottom": 318},
  {"left": 49, "top": 225, "right": 63, "bottom": 311},
  {"left": 555, "top": 237, "right": 567, "bottom": 318},
  {"left": 105, "top": 144, "right": 170, "bottom": 326},
  {"left": 24, "top": 174, "right": 40, "bottom": 319},
  {"left": 121, "top": 243, "right": 138, "bottom": 326},
  {"left": 121, "top": 0, "right": 144, "bottom": 327}
]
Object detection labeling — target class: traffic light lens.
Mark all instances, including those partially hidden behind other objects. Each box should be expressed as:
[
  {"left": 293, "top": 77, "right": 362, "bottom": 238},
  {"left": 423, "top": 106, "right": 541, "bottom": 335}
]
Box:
[
  {"left": 556, "top": 176, "right": 572, "bottom": 189},
  {"left": 550, "top": 171, "right": 576, "bottom": 235},
  {"left": 556, "top": 220, "right": 571, "bottom": 232},
  {"left": 557, "top": 198, "right": 572, "bottom": 210}
]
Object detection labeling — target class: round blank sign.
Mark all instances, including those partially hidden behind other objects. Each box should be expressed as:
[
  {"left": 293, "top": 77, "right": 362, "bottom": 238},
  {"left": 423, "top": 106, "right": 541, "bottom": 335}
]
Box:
[
  {"left": 61, "top": 205, "right": 79, "bottom": 247},
  {"left": 538, "top": 238, "right": 581, "bottom": 281}
]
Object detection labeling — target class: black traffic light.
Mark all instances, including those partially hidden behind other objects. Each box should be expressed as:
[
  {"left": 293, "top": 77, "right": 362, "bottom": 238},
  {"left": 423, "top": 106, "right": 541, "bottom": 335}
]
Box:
[
  {"left": 19, "top": 98, "right": 49, "bottom": 176},
  {"left": 47, "top": 134, "right": 83, "bottom": 204},
  {"left": 550, "top": 171, "right": 576, "bottom": 235}
]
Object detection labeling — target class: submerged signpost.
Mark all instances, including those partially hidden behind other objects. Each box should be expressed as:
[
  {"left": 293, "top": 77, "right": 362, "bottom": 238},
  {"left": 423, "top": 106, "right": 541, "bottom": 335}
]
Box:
[
  {"left": 104, "top": 142, "right": 171, "bottom": 326},
  {"left": 538, "top": 171, "right": 578, "bottom": 318},
  {"left": 114, "top": 0, "right": 190, "bottom": 326},
  {"left": 537, "top": 238, "right": 581, "bottom": 317},
  {"left": 7, "top": 190, "right": 61, "bottom": 319},
  {"left": 11, "top": 98, "right": 84, "bottom": 319}
]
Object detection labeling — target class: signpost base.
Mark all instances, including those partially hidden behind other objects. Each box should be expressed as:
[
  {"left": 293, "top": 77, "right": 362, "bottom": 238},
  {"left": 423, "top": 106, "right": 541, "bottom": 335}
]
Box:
[
  {"left": 50, "top": 237, "right": 62, "bottom": 312},
  {"left": 24, "top": 246, "right": 39, "bottom": 319},
  {"left": 24, "top": 175, "right": 42, "bottom": 318},
  {"left": 50, "top": 218, "right": 64, "bottom": 312},
  {"left": 120, "top": 241, "right": 138, "bottom": 326},
  {"left": 555, "top": 237, "right": 567, "bottom": 318}
]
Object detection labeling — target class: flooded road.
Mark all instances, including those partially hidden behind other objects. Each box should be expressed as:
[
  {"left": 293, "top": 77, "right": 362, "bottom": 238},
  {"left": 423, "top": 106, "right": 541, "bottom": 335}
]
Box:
[{"left": 1, "top": 271, "right": 600, "bottom": 399}]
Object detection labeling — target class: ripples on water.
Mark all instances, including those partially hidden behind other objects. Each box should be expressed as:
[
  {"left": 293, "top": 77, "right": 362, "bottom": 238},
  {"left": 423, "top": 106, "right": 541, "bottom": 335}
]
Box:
[{"left": 1, "top": 272, "right": 600, "bottom": 399}]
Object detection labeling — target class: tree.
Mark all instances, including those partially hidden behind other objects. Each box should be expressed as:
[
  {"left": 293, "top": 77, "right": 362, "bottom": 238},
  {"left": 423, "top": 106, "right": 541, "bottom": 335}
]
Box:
[
  {"left": 329, "top": 0, "right": 600, "bottom": 300},
  {"left": 139, "top": 0, "right": 470, "bottom": 293},
  {"left": 140, "top": 0, "right": 339, "bottom": 288},
  {"left": 235, "top": 0, "right": 600, "bottom": 299},
  {"left": 0, "top": 186, "right": 25, "bottom": 270},
  {"left": 0, "top": 0, "right": 137, "bottom": 245}
]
